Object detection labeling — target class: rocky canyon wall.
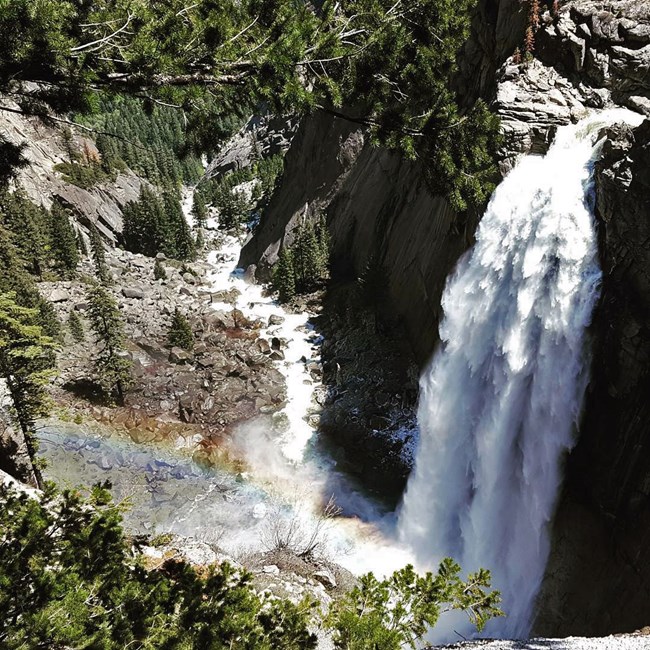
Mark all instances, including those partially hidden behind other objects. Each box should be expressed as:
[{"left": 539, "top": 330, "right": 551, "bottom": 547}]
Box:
[
  {"left": 0, "top": 99, "right": 145, "bottom": 242},
  {"left": 241, "top": 0, "right": 650, "bottom": 637},
  {"left": 239, "top": 109, "right": 480, "bottom": 364}
]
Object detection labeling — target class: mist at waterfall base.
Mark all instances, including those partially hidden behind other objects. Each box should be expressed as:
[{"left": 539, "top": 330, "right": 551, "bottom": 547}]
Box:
[
  {"left": 398, "top": 109, "right": 644, "bottom": 641},
  {"left": 39, "top": 418, "right": 411, "bottom": 575}
]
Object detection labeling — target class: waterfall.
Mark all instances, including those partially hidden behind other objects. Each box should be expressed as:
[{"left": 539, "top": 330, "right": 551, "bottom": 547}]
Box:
[{"left": 398, "top": 109, "right": 644, "bottom": 640}]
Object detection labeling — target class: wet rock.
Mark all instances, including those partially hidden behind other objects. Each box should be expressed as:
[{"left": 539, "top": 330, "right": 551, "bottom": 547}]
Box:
[
  {"left": 243, "top": 265, "right": 256, "bottom": 283},
  {"left": 211, "top": 288, "right": 240, "bottom": 305}
]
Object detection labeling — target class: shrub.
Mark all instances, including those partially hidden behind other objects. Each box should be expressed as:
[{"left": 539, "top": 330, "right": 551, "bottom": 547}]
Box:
[
  {"left": 153, "top": 258, "right": 167, "bottom": 280},
  {"left": 67, "top": 310, "right": 84, "bottom": 342},
  {"left": 167, "top": 308, "right": 193, "bottom": 350},
  {"left": 327, "top": 560, "right": 502, "bottom": 650},
  {"left": 0, "top": 482, "right": 318, "bottom": 650}
]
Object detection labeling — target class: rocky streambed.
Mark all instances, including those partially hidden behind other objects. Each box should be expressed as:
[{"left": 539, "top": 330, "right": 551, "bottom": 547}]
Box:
[{"left": 38, "top": 195, "right": 412, "bottom": 580}]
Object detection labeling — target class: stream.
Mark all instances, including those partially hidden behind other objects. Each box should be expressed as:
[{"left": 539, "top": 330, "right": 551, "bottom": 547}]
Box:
[{"left": 39, "top": 188, "right": 411, "bottom": 576}]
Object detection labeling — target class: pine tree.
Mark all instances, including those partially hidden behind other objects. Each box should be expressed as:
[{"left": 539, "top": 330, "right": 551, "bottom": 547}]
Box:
[
  {"left": 195, "top": 228, "right": 205, "bottom": 251},
  {"left": 123, "top": 186, "right": 167, "bottom": 257},
  {"left": 86, "top": 284, "right": 132, "bottom": 404},
  {"left": 67, "top": 310, "right": 84, "bottom": 342},
  {"left": 292, "top": 219, "right": 330, "bottom": 293},
  {"left": 328, "top": 561, "right": 502, "bottom": 649},
  {"left": 0, "top": 223, "right": 60, "bottom": 339},
  {"left": 314, "top": 216, "right": 331, "bottom": 282},
  {"left": 167, "top": 308, "right": 193, "bottom": 350},
  {"left": 0, "top": 292, "right": 56, "bottom": 488},
  {"left": 61, "top": 127, "right": 76, "bottom": 164},
  {"left": 216, "top": 186, "right": 249, "bottom": 230},
  {"left": 191, "top": 193, "right": 207, "bottom": 228},
  {"left": 153, "top": 258, "right": 167, "bottom": 280},
  {"left": 48, "top": 201, "right": 79, "bottom": 276},
  {"left": 89, "top": 224, "right": 111, "bottom": 285},
  {"left": 0, "top": 189, "right": 49, "bottom": 277},
  {"left": 164, "top": 192, "right": 195, "bottom": 261},
  {"left": 273, "top": 247, "right": 296, "bottom": 303},
  {"left": 122, "top": 188, "right": 195, "bottom": 260}
]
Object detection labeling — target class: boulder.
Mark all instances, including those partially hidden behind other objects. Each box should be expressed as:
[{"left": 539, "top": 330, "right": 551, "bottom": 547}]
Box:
[
  {"left": 211, "top": 288, "right": 240, "bottom": 305},
  {"left": 48, "top": 288, "right": 70, "bottom": 303},
  {"left": 169, "top": 347, "right": 193, "bottom": 364},
  {"left": 312, "top": 569, "right": 337, "bottom": 589},
  {"left": 262, "top": 565, "right": 280, "bottom": 575},
  {"left": 122, "top": 286, "right": 145, "bottom": 299},
  {"left": 256, "top": 338, "right": 272, "bottom": 354},
  {"left": 204, "top": 310, "right": 235, "bottom": 330}
]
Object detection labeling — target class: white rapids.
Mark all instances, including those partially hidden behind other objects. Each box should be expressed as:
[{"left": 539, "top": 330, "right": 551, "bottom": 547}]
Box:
[
  {"left": 179, "top": 190, "right": 412, "bottom": 575},
  {"left": 398, "top": 109, "right": 644, "bottom": 640}
]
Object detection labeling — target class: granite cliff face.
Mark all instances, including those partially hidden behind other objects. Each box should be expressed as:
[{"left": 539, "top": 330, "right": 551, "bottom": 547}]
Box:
[
  {"left": 239, "top": 109, "right": 476, "bottom": 365},
  {"left": 1, "top": 99, "right": 145, "bottom": 242},
  {"left": 240, "top": 0, "right": 650, "bottom": 636}
]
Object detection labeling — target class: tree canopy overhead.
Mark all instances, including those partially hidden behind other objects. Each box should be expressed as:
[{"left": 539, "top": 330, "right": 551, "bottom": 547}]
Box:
[{"left": 0, "top": 0, "right": 500, "bottom": 210}]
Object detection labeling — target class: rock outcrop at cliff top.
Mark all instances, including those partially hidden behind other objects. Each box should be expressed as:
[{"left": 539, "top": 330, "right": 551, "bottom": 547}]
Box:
[{"left": 205, "top": 113, "right": 298, "bottom": 179}]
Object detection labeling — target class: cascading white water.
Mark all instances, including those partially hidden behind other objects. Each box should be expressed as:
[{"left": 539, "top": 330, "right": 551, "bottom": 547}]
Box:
[{"left": 398, "top": 109, "right": 644, "bottom": 640}]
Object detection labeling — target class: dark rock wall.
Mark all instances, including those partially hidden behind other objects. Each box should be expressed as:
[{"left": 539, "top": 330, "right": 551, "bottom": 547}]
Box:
[
  {"left": 535, "top": 120, "right": 650, "bottom": 636},
  {"left": 239, "top": 107, "right": 479, "bottom": 367},
  {"left": 239, "top": 0, "right": 528, "bottom": 366}
]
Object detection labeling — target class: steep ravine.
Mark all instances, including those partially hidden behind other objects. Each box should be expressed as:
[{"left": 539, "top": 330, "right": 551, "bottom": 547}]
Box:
[
  {"left": 239, "top": 109, "right": 476, "bottom": 367},
  {"left": 240, "top": 0, "right": 650, "bottom": 638}
]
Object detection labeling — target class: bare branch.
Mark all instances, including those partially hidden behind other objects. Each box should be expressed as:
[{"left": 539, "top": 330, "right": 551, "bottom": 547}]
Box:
[
  {"left": 70, "top": 14, "right": 134, "bottom": 53},
  {"left": 219, "top": 16, "right": 259, "bottom": 49}
]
